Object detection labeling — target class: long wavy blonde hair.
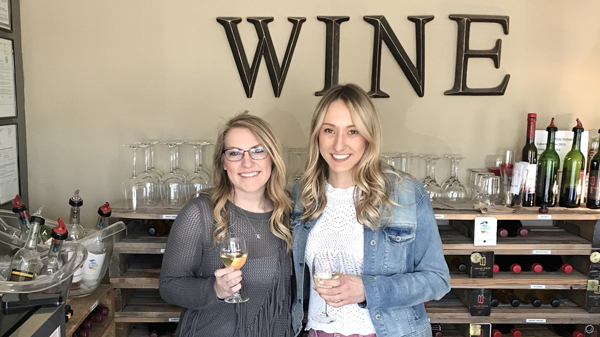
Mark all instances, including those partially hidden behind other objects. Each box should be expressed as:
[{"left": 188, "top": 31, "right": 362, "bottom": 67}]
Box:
[
  {"left": 207, "top": 111, "right": 293, "bottom": 250},
  {"left": 300, "top": 84, "right": 397, "bottom": 230}
]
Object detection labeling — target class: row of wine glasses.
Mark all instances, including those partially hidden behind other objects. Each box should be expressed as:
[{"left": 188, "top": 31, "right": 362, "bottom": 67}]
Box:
[{"left": 122, "top": 141, "right": 213, "bottom": 210}]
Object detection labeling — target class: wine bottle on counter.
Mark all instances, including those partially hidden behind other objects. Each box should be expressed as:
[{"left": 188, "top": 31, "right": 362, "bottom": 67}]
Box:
[
  {"left": 560, "top": 119, "right": 586, "bottom": 208},
  {"left": 587, "top": 129, "right": 600, "bottom": 209},
  {"left": 497, "top": 220, "right": 529, "bottom": 237},
  {"left": 536, "top": 118, "right": 560, "bottom": 207},
  {"left": 551, "top": 324, "right": 584, "bottom": 337},
  {"left": 492, "top": 289, "right": 520, "bottom": 307},
  {"left": 492, "top": 324, "right": 522, "bottom": 337},
  {"left": 494, "top": 255, "right": 521, "bottom": 274},
  {"left": 522, "top": 113, "right": 538, "bottom": 207}
]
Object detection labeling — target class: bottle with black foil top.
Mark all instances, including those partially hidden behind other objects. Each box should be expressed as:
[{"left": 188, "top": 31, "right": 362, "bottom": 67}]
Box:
[
  {"left": 521, "top": 113, "right": 538, "bottom": 206},
  {"left": 535, "top": 118, "right": 560, "bottom": 207},
  {"left": 559, "top": 119, "right": 585, "bottom": 207},
  {"left": 587, "top": 129, "right": 600, "bottom": 208}
]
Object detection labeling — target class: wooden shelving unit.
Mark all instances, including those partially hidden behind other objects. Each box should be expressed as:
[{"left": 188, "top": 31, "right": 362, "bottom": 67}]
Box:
[
  {"left": 108, "top": 206, "right": 600, "bottom": 336},
  {"left": 66, "top": 284, "right": 115, "bottom": 337}
]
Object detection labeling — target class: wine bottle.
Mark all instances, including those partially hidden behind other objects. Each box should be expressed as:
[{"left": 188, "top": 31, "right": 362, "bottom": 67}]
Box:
[
  {"left": 445, "top": 255, "right": 467, "bottom": 272},
  {"left": 497, "top": 220, "right": 529, "bottom": 237},
  {"left": 81, "top": 229, "right": 107, "bottom": 290},
  {"left": 494, "top": 255, "right": 522, "bottom": 274},
  {"left": 12, "top": 194, "right": 30, "bottom": 241},
  {"left": 96, "top": 202, "right": 112, "bottom": 229},
  {"left": 68, "top": 189, "right": 85, "bottom": 240},
  {"left": 535, "top": 290, "right": 561, "bottom": 307},
  {"left": 492, "top": 289, "right": 520, "bottom": 307},
  {"left": 536, "top": 118, "right": 561, "bottom": 206},
  {"left": 551, "top": 324, "right": 584, "bottom": 337},
  {"left": 148, "top": 323, "right": 167, "bottom": 337},
  {"left": 147, "top": 220, "right": 173, "bottom": 236},
  {"left": 514, "top": 289, "right": 542, "bottom": 307},
  {"left": 522, "top": 113, "right": 538, "bottom": 206},
  {"left": 8, "top": 214, "right": 44, "bottom": 281},
  {"left": 518, "top": 256, "right": 543, "bottom": 273},
  {"left": 40, "top": 218, "right": 69, "bottom": 275},
  {"left": 587, "top": 129, "right": 600, "bottom": 208},
  {"left": 560, "top": 119, "right": 586, "bottom": 207},
  {"left": 536, "top": 255, "right": 573, "bottom": 274},
  {"left": 492, "top": 324, "right": 522, "bottom": 337}
]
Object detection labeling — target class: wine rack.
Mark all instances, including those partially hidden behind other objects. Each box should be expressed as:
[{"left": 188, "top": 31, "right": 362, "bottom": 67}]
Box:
[
  {"left": 108, "top": 201, "right": 600, "bottom": 337},
  {"left": 66, "top": 284, "right": 116, "bottom": 337}
]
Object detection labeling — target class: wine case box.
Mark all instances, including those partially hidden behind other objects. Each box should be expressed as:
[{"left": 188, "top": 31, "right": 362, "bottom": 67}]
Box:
[
  {"left": 454, "top": 289, "right": 491, "bottom": 316},
  {"left": 469, "top": 251, "right": 494, "bottom": 278}
]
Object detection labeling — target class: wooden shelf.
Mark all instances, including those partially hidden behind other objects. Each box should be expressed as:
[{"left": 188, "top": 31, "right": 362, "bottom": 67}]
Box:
[
  {"left": 114, "top": 234, "right": 168, "bottom": 254},
  {"left": 111, "top": 269, "right": 160, "bottom": 289},
  {"left": 450, "top": 270, "right": 589, "bottom": 289},
  {"left": 66, "top": 284, "right": 115, "bottom": 337},
  {"left": 114, "top": 290, "right": 182, "bottom": 323},
  {"left": 111, "top": 201, "right": 180, "bottom": 220},
  {"left": 440, "top": 226, "right": 592, "bottom": 255},
  {"left": 426, "top": 297, "right": 600, "bottom": 324},
  {"left": 434, "top": 207, "right": 600, "bottom": 221}
]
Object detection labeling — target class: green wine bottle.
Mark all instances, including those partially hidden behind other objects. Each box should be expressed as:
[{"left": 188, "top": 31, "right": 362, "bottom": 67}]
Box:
[
  {"left": 535, "top": 118, "right": 560, "bottom": 206},
  {"left": 559, "top": 118, "right": 585, "bottom": 208}
]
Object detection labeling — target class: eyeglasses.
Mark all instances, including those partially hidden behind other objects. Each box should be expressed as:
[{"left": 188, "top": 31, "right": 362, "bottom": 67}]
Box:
[{"left": 223, "top": 146, "right": 269, "bottom": 162}]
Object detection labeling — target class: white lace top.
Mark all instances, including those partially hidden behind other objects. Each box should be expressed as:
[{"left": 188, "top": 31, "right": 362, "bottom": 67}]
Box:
[{"left": 305, "top": 182, "right": 376, "bottom": 335}]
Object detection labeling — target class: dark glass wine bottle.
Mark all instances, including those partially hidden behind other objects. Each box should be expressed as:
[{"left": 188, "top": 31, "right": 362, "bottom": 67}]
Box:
[
  {"left": 587, "top": 129, "right": 600, "bottom": 209},
  {"left": 497, "top": 220, "right": 529, "bottom": 237},
  {"left": 560, "top": 119, "right": 585, "bottom": 207},
  {"left": 492, "top": 289, "right": 520, "bottom": 307},
  {"left": 522, "top": 113, "right": 538, "bottom": 206},
  {"left": 535, "top": 118, "right": 560, "bottom": 206}
]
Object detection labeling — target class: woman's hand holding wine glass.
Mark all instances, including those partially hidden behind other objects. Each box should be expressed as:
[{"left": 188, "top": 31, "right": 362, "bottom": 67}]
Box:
[{"left": 216, "top": 233, "right": 249, "bottom": 303}]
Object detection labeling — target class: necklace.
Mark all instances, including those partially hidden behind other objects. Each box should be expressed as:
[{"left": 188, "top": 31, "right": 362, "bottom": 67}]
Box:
[{"left": 232, "top": 206, "right": 263, "bottom": 240}]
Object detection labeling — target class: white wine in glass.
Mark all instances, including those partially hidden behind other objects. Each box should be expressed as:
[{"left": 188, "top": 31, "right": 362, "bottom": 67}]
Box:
[
  {"left": 312, "top": 251, "right": 338, "bottom": 323},
  {"left": 219, "top": 233, "right": 249, "bottom": 303}
]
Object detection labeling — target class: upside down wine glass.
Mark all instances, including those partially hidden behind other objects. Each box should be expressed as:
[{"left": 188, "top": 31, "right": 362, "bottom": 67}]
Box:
[
  {"left": 187, "top": 141, "right": 212, "bottom": 200},
  {"left": 219, "top": 233, "right": 249, "bottom": 303},
  {"left": 420, "top": 154, "right": 442, "bottom": 201},
  {"left": 122, "top": 144, "right": 152, "bottom": 211},
  {"left": 442, "top": 155, "right": 468, "bottom": 203},
  {"left": 160, "top": 141, "right": 187, "bottom": 207}
]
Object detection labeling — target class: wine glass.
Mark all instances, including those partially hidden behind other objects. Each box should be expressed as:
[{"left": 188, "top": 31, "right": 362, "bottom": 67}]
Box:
[
  {"left": 135, "top": 143, "right": 160, "bottom": 207},
  {"left": 122, "top": 144, "right": 152, "bottom": 211},
  {"left": 420, "top": 154, "right": 442, "bottom": 201},
  {"left": 186, "top": 141, "right": 212, "bottom": 200},
  {"left": 311, "top": 251, "right": 339, "bottom": 324},
  {"left": 442, "top": 155, "right": 468, "bottom": 203},
  {"left": 286, "top": 148, "right": 307, "bottom": 191},
  {"left": 139, "top": 140, "right": 163, "bottom": 180},
  {"left": 219, "top": 233, "right": 249, "bottom": 303},
  {"left": 160, "top": 141, "right": 188, "bottom": 207},
  {"left": 479, "top": 175, "right": 501, "bottom": 205},
  {"left": 396, "top": 153, "right": 415, "bottom": 174}
]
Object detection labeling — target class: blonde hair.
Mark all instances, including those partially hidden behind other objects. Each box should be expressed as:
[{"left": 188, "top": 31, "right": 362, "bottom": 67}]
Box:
[
  {"left": 300, "top": 84, "right": 397, "bottom": 230},
  {"left": 207, "top": 111, "right": 293, "bottom": 250}
]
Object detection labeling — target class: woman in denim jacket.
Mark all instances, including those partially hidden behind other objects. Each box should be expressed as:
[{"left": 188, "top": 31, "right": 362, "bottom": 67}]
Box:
[{"left": 291, "top": 84, "right": 450, "bottom": 337}]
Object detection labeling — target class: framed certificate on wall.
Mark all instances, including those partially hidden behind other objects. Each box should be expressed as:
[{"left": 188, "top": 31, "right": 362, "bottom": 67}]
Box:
[
  {"left": 0, "top": 38, "right": 15, "bottom": 118},
  {"left": 0, "top": 0, "right": 11, "bottom": 32},
  {"left": 0, "top": 124, "right": 19, "bottom": 204}
]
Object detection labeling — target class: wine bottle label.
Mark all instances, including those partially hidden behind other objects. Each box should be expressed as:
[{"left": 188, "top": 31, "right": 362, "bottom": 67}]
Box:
[
  {"left": 589, "top": 170, "right": 600, "bottom": 200},
  {"left": 469, "top": 289, "right": 491, "bottom": 316},
  {"left": 469, "top": 251, "right": 494, "bottom": 278},
  {"left": 9, "top": 269, "right": 36, "bottom": 281},
  {"left": 524, "top": 163, "right": 537, "bottom": 194},
  {"left": 83, "top": 251, "right": 106, "bottom": 282}
]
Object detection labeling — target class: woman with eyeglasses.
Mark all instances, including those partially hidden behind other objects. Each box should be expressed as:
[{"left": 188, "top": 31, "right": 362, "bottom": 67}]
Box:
[{"left": 159, "top": 112, "right": 294, "bottom": 337}]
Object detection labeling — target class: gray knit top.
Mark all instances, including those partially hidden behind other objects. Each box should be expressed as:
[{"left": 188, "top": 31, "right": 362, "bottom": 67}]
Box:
[{"left": 159, "top": 194, "right": 293, "bottom": 337}]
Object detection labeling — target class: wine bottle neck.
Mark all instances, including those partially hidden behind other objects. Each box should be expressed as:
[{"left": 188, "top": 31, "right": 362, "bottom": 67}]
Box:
[
  {"left": 526, "top": 117, "right": 536, "bottom": 140},
  {"left": 572, "top": 131, "right": 583, "bottom": 150},
  {"left": 546, "top": 130, "right": 556, "bottom": 150},
  {"left": 47, "top": 238, "right": 64, "bottom": 259},
  {"left": 25, "top": 223, "right": 41, "bottom": 249}
]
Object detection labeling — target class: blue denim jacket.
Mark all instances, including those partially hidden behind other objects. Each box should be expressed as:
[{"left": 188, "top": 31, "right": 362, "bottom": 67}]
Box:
[{"left": 290, "top": 173, "right": 451, "bottom": 337}]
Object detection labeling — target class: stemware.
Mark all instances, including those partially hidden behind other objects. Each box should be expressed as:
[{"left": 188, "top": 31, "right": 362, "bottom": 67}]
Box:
[
  {"left": 286, "top": 148, "right": 307, "bottom": 191},
  {"left": 478, "top": 175, "right": 501, "bottom": 205},
  {"left": 186, "top": 141, "right": 212, "bottom": 199},
  {"left": 143, "top": 140, "right": 164, "bottom": 180},
  {"left": 219, "top": 233, "right": 249, "bottom": 303},
  {"left": 122, "top": 144, "right": 152, "bottom": 211},
  {"left": 311, "top": 251, "right": 339, "bottom": 324},
  {"left": 136, "top": 144, "right": 160, "bottom": 207},
  {"left": 420, "top": 155, "right": 442, "bottom": 201},
  {"left": 396, "top": 153, "right": 415, "bottom": 174},
  {"left": 442, "top": 155, "right": 468, "bottom": 203},
  {"left": 160, "top": 141, "right": 188, "bottom": 207}
]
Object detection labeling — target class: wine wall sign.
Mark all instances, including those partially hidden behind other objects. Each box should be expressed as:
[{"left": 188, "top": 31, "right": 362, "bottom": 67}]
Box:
[{"left": 217, "top": 15, "right": 510, "bottom": 98}]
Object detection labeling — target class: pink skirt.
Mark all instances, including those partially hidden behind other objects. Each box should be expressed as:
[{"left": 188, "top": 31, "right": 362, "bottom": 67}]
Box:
[{"left": 307, "top": 329, "right": 377, "bottom": 337}]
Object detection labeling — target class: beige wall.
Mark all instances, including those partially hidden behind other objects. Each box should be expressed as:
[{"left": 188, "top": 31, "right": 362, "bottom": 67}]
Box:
[{"left": 20, "top": 1, "right": 600, "bottom": 226}]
